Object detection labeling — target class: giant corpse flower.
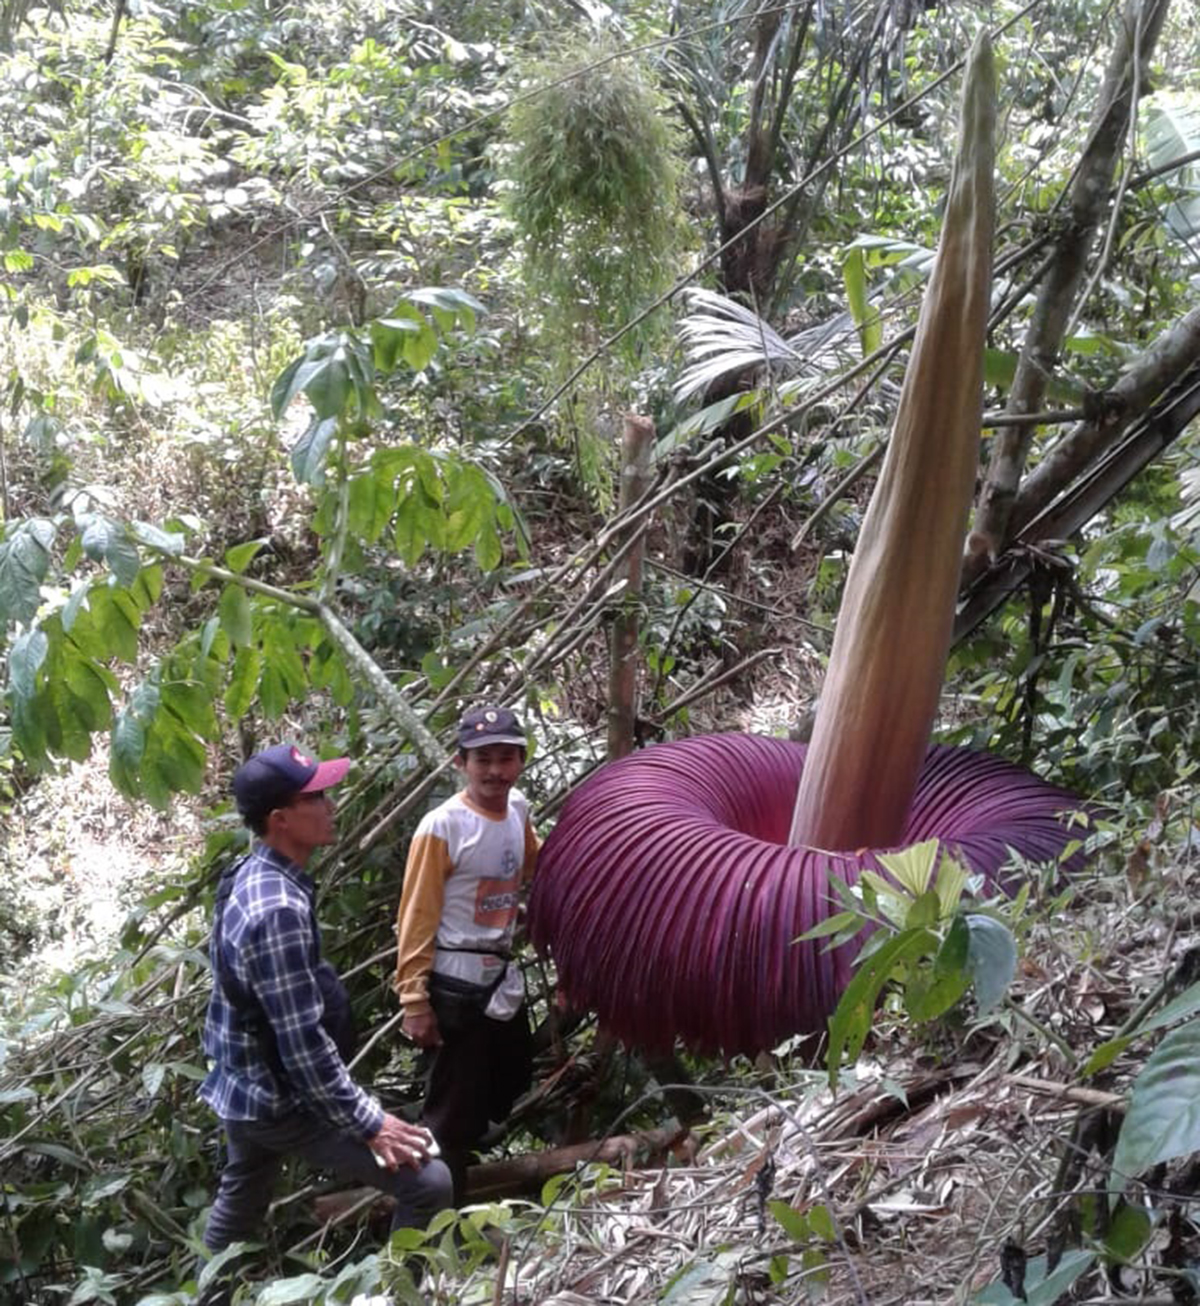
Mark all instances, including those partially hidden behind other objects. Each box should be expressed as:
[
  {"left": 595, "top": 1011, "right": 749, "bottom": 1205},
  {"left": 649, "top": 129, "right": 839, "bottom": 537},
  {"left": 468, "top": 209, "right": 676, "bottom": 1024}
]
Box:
[{"left": 528, "top": 36, "right": 1090, "bottom": 1055}]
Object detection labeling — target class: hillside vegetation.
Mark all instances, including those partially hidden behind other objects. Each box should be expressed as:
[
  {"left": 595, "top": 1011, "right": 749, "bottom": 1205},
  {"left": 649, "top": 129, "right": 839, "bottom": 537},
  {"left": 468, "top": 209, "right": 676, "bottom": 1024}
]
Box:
[{"left": 1, "top": 0, "right": 1200, "bottom": 1301}]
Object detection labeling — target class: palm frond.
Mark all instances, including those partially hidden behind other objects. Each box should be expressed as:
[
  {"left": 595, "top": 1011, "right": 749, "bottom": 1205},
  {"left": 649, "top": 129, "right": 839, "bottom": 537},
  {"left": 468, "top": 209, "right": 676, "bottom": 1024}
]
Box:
[
  {"left": 1142, "top": 96, "right": 1200, "bottom": 242},
  {"left": 673, "top": 288, "right": 855, "bottom": 403}
]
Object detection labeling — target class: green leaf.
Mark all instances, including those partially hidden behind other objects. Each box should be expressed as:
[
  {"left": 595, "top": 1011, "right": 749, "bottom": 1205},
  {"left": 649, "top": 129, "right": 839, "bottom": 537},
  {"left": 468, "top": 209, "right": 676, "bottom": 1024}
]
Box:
[
  {"left": 291, "top": 415, "right": 337, "bottom": 486},
  {"left": 828, "top": 928, "right": 934, "bottom": 1087},
  {"left": 1103, "top": 1201, "right": 1153, "bottom": 1260},
  {"left": 660, "top": 1250, "right": 742, "bottom": 1305},
  {"left": 91, "top": 586, "right": 141, "bottom": 662},
  {"left": 161, "top": 679, "right": 218, "bottom": 739},
  {"left": 225, "top": 646, "right": 263, "bottom": 721},
  {"left": 217, "top": 584, "right": 253, "bottom": 649},
  {"left": 63, "top": 654, "right": 116, "bottom": 730},
  {"left": 795, "top": 910, "right": 862, "bottom": 942},
  {"left": 1081, "top": 1035, "right": 1133, "bottom": 1079},
  {"left": 110, "top": 709, "right": 147, "bottom": 798},
  {"left": 965, "top": 914, "right": 1017, "bottom": 1011},
  {"left": 768, "top": 1199, "right": 810, "bottom": 1242},
  {"left": 224, "top": 539, "right": 268, "bottom": 574},
  {"left": 875, "top": 839, "right": 941, "bottom": 899},
  {"left": 253, "top": 1272, "right": 329, "bottom": 1304},
  {"left": 1137, "top": 978, "right": 1200, "bottom": 1036},
  {"left": 907, "top": 917, "right": 972, "bottom": 1021},
  {"left": 8, "top": 628, "right": 48, "bottom": 703},
  {"left": 973, "top": 1250, "right": 1095, "bottom": 1305},
  {"left": 142, "top": 1063, "right": 166, "bottom": 1099},
  {"left": 0, "top": 517, "right": 55, "bottom": 626},
  {"left": 131, "top": 563, "right": 164, "bottom": 611},
  {"left": 81, "top": 515, "right": 141, "bottom": 588},
  {"left": 1112, "top": 1019, "right": 1200, "bottom": 1197},
  {"left": 807, "top": 1204, "right": 836, "bottom": 1242},
  {"left": 843, "top": 246, "right": 881, "bottom": 357},
  {"left": 131, "top": 520, "right": 185, "bottom": 555}
]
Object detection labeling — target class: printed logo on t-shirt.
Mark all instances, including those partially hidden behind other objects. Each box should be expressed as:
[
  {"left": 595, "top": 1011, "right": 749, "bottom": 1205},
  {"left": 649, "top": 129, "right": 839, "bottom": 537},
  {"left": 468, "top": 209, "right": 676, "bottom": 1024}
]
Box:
[{"left": 474, "top": 874, "right": 520, "bottom": 928}]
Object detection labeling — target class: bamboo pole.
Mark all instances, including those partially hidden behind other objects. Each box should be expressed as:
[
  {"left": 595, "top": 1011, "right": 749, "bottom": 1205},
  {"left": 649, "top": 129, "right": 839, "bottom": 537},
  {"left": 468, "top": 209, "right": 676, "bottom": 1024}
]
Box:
[{"left": 607, "top": 415, "right": 655, "bottom": 760}]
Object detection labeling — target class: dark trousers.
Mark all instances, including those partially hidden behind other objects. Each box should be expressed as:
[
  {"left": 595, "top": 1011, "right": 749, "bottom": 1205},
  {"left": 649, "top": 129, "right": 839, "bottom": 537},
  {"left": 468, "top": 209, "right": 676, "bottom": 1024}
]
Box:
[
  {"left": 422, "top": 1002, "right": 533, "bottom": 1203},
  {"left": 203, "top": 1112, "right": 453, "bottom": 1252}
]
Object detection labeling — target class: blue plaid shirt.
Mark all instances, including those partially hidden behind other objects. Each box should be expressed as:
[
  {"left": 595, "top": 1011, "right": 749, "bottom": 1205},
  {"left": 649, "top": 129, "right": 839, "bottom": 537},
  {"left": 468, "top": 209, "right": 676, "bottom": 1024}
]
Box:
[{"left": 199, "top": 843, "right": 383, "bottom": 1139}]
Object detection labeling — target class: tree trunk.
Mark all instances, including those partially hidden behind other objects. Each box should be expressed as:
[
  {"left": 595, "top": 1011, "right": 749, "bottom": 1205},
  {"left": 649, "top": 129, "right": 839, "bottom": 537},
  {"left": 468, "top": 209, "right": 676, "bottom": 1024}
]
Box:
[
  {"left": 973, "top": 0, "right": 1173, "bottom": 555},
  {"left": 956, "top": 363, "right": 1200, "bottom": 641},
  {"left": 607, "top": 416, "right": 655, "bottom": 760}
]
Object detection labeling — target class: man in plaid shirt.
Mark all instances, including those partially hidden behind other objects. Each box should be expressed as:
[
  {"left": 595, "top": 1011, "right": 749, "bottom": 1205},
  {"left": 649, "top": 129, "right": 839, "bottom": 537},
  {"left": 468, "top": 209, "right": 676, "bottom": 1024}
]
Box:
[{"left": 199, "top": 743, "right": 451, "bottom": 1291}]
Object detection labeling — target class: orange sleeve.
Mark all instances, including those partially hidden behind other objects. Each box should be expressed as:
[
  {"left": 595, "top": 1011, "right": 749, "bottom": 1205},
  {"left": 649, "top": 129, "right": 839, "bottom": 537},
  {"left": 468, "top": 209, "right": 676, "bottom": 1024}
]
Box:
[
  {"left": 521, "top": 816, "right": 540, "bottom": 886},
  {"left": 393, "top": 831, "right": 454, "bottom": 1015}
]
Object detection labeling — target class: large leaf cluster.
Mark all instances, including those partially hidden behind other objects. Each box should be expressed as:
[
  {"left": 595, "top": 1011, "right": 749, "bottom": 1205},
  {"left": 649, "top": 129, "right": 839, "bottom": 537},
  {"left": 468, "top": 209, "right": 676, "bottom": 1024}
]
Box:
[{"left": 506, "top": 40, "right": 685, "bottom": 364}]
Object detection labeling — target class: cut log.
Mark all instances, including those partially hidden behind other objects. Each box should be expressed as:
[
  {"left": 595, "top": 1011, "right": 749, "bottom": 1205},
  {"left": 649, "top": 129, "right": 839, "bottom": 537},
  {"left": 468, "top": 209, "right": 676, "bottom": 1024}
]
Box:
[{"left": 311, "top": 1126, "right": 690, "bottom": 1226}]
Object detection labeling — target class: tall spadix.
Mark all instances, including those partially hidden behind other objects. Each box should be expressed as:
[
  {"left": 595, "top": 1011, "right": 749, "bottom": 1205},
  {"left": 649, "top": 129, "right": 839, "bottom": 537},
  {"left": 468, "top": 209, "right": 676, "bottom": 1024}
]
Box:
[{"left": 790, "top": 34, "right": 997, "bottom": 851}]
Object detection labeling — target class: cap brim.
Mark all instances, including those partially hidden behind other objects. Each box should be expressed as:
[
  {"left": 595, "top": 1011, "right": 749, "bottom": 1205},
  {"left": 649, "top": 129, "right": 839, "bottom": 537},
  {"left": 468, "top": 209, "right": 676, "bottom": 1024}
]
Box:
[
  {"left": 299, "top": 756, "right": 351, "bottom": 792},
  {"left": 462, "top": 733, "right": 526, "bottom": 749}
]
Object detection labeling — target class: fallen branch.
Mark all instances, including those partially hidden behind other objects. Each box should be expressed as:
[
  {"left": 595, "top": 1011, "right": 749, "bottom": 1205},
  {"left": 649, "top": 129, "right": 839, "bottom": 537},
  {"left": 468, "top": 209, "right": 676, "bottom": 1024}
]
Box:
[{"left": 310, "top": 1126, "right": 690, "bottom": 1225}]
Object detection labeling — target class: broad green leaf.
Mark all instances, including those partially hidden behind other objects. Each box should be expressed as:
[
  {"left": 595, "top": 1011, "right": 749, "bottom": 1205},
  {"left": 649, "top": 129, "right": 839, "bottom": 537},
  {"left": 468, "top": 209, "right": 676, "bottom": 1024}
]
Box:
[
  {"left": 965, "top": 914, "right": 1016, "bottom": 1011},
  {"left": 1104, "top": 1202, "right": 1153, "bottom": 1260},
  {"left": 291, "top": 415, "right": 337, "bottom": 486},
  {"left": 974, "top": 1250, "right": 1095, "bottom": 1304},
  {"left": 394, "top": 501, "right": 426, "bottom": 567},
  {"left": 908, "top": 917, "right": 971, "bottom": 1021},
  {"left": 301, "top": 349, "right": 353, "bottom": 420},
  {"left": 110, "top": 709, "right": 147, "bottom": 797},
  {"left": 91, "top": 586, "right": 141, "bottom": 663},
  {"left": 1081, "top": 1035, "right": 1133, "bottom": 1079},
  {"left": 0, "top": 517, "right": 55, "bottom": 626},
  {"left": 225, "top": 646, "right": 263, "bottom": 721},
  {"left": 768, "top": 1199, "right": 810, "bottom": 1242},
  {"left": 271, "top": 352, "right": 329, "bottom": 419},
  {"left": 875, "top": 839, "right": 941, "bottom": 899},
  {"left": 407, "top": 285, "right": 485, "bottom": 328},
  {"left": 81, "top": 1172, "right": 131, "bottom": 1207},
  {"left": 795, "top": 910, "right": 862, "bottom": 942},
  {"left": 63, "top": 655, "right": 115, "bottom": 729},
  {"left": 162, "top": 679, "right": 218, "bottom": 739},
  {"left": 828, "top": 927, "right": 934, "bottom": 1087},
  {"left": 474, "top": 517, "right": 502, "bottom": 571},
  {"left": 224, "top": 539, "right": 268, "bottom": 574},
  {"left": 81, "top": 515, "right": 141, "bottom": 588},
  {"left": 253, "top": 1272, "right": 328, "bottom": 1304},
  {"left": 346, "top": 469, "right": 397, "bottom": 544},
  {"left": 807, "top": 1204, "right": 836, "bottom": 1241},
  {"left": 660, "top": 1250, "right": 742, "bottom": 1305},
  {"left": 131, "top": 563, "right": 164, "bottom": 611},
  {"left": 905, "top": 888, "right": 942, "bottom": 929},
  {"left": 218, "top": 584, "right": 253, "bottom": 648},
  {"left": 131, "top": 520, "right": 184, "bottom": 555},
  {"left": 1112, "top": 1020, "right": 1200, "bottom": 1197},
  {"left": 8, "top": 628, "right": 48, "bottom": 702},
  {"left": 1137, "top": 978, "right": 1200, "bottom": 1036}
]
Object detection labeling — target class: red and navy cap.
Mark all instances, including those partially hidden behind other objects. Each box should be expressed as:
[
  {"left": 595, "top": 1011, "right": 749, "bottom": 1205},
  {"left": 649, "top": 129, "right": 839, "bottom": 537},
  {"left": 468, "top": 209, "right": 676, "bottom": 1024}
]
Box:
[
  {"left": 456, "top": 705, "right": 527, "bottom": 751},
  {"left": 233, "top": 743, "right": 350, "bottom": 820}
]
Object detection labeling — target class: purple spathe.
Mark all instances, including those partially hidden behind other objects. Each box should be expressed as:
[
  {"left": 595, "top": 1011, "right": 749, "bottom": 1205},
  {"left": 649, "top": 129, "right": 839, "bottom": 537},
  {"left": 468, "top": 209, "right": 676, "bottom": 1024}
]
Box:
[{"left": 528, "top": 733, "right": 1088, "bottom": 1056}]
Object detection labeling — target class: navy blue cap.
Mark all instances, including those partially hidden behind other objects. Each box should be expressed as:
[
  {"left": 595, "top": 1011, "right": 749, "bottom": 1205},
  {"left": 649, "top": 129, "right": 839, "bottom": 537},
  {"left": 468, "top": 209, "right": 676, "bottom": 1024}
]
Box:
[
  {"left": 457, "top": 705, "right": 526, "bottom": 750},
  {"left": 233, "top": 743, "right": 350, "bottom": 820}
]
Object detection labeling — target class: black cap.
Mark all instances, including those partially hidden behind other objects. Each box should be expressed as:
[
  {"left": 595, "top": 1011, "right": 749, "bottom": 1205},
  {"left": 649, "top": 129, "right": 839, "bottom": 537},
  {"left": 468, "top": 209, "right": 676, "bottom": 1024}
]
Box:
[
  {"left": 233, "top": 744, "right": 350, "bottom": 822},
  {"left": 456, "top": 705, "right": 527, "bottom": 751}
]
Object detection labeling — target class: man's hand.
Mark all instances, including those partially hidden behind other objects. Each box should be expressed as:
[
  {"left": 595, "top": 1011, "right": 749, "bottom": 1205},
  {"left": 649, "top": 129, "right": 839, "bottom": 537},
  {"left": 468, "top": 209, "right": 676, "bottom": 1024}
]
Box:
[
  {"left": 403, "top": 1008, "right": 442, "bottom": 1049},
  {"left": 368, "top": 1114, "right": 436, "bottom": 1171}
]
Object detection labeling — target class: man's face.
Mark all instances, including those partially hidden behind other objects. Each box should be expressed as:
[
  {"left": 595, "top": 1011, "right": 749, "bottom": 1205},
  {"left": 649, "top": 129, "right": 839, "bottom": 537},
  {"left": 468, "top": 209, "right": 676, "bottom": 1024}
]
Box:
[
  {"left": 457, "top": 744, "right": 525, "bottom": 814},
  {"left": 273, "top": 789, "right": 338, "bottom": 855}
]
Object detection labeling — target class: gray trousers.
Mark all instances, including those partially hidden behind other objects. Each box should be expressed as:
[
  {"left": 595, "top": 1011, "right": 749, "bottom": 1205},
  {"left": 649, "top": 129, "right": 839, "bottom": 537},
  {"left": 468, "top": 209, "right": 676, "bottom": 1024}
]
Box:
[{"left": 203, "top": 1112, "right": 453, "bottom": 1252}]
